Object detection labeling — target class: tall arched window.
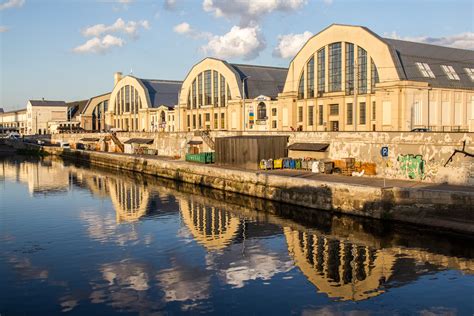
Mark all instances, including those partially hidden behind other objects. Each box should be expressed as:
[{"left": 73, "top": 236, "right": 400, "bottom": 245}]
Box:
[
  {"left": 187, "top": 71, "right": 231, "bottom": 109},
  {"left": 307, "top": 56, "right": 314, "bottom": 98},
  {"left": 257, "top": 102, "right": 267, "bottom": 120},
  {"left": 160, "top": 111, "right": 166, "bottom": 124},
  {"left": 298, "top": 71, "right": 305, "bottom": 99}
]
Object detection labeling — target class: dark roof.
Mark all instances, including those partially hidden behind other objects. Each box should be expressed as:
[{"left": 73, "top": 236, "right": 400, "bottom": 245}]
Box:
[
  {"left": 383, "top": 38, "right": 474, "bottom": 90},
  {"left": 137, "top": 79, "right": 182, "bottom": 108},
  {"left": 288, "top": 143, "right": 329, "bottom": 152},
  {"left": 66, "top": 100, "right": 89, "bottom": 119},
  {"left": 29, "top": 100, "right": 66, "bottom": 107},
  {"left": 229, "top": 64, "right": 288, "bottom": 99},
  {"left": 187, "top": 140, "right": 203, "bottom": 145},
  {"left": 124, "top": 138, "right": 154, "bottom": 145}
]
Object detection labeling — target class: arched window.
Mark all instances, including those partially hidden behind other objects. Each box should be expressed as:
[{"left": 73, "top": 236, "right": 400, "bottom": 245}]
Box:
[
  {"left": 307, "top": 56, "right": 314, "bottom": 98},
  {"left": 187, "top": 71, "right": 231, "bottom": 109},
  {"left": 257, "top": 102, "right": 267, "bottom": 120},
  {"left": 298, "top": 71, "right": 305, "bottom": 99},
  {"left": 160, "top": 111, "right": 166, "bottom": 124}
]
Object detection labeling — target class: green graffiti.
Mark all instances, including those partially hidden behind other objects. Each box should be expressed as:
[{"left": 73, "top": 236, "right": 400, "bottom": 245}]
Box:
[{"left": 398, "top": 154, "right": 425, "bottom": 180}]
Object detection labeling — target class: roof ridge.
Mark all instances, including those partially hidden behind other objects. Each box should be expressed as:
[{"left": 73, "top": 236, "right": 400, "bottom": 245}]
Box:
[
  {"left": 231, "top": 63, "right": 288, "bottom": 70},
  {"left": 140, "top": 78, "right": 183, "bottom": 83},
  {"left": 384, "top": 37, "right": 474, "bottom": 53}
]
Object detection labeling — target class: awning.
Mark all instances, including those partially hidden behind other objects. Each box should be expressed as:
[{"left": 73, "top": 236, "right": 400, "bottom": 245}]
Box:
[
  {"left": 123, "top": 138, "right": 154, "bottom": 145},
  {"left": 287, "top": 143, "right": 329, "bottom": 152},
  {"left": 80, "top": 138, "right": 100, "bottom": 142},
  {"left": 187, "top": 140, "right": 203, "bottom": 145}
]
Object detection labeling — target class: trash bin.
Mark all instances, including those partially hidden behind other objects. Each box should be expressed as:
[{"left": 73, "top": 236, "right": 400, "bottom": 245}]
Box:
[{"left": 273, "top": 158, "right": 283, "bottom": 169}]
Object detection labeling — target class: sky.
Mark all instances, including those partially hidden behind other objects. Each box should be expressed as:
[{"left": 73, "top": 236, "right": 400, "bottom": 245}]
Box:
[{"left": 0, "top": 0, "right": 473, "bottom": 111}]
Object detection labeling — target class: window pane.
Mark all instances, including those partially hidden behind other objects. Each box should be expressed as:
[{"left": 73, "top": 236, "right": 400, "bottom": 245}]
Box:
[
  {"left": 328, "top": 42, "right": 342, "bottom": 92},
  {"left": 359, "top": 102, "right": 366, "bottom": 124},
  {"left": 317, "top": 48, "right": 325, "bottom": 93},
  {"left": 205, "top": 70, "right": 212, "bottom": 105},
  {"left": 307, "top": 56, "right": 314, "bottom": 98},
  {"left": 347, "top": 103, "right": 353, "bottom": 125},
  {"left": 298, "top": 71, "right": 305, "bottom": 99},
  {"left": 345, "top": 43, "right": 354, "bottom": 95},
  {"left": 358, "top": 47, "right": 367, "bottom": 94}
]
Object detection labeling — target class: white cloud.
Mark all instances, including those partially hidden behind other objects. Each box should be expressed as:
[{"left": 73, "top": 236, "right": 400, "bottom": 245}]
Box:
[
  {"left": 273, "top": 31, "right": 312, "bottom": 59},
  {"left": 82, "top": 18, "right": 150, "bottom": 38},
  {"left": 323, "top": 0, "right": 333, "bottom": 4},
  {"left": 201, "top": 25, "right": 265, "bottom": 60},
  {"left": 386, "top": 31, "right": 474, "bottom": 50},
  {"left": 173, "top": 22, "right": 191, "bottom": 34},
  {"left": 0, "top": 26, "right": 8, "bottom": 32},
  {"left": 117, "top": 0, "right": 133, "bottom": 3},
  {"left": 203, "top": 0, "right": 307, "bottom": 26},
  {"left": 0, "top": 0, "right": 24, "bottom": 10},
  {"left": 73, "top": 35, "right": 125, "bottom": 54},
  {"left": 173, "top": 22, "right": 211, "bottom": 39}
]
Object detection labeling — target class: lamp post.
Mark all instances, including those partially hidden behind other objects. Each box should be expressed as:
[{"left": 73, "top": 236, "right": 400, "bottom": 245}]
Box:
[{"left": 242, "top": 76, "right": 250, "bottom": 132}]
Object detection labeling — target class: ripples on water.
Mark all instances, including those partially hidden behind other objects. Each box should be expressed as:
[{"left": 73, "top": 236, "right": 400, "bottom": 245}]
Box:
[{"left": 0, "top": 156, "right": 473, "bottom": 315}]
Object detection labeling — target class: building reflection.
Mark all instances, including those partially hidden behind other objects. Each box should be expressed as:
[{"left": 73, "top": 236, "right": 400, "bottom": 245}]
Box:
[
  {"left": 284, "top": 227, "right": 394, "bottom": 301},
  {"left": 179, "top": 199, "right": 241, "bottom": 251},
  {"left": 0, "top": 158, "right": 69, "bottom": 196}
]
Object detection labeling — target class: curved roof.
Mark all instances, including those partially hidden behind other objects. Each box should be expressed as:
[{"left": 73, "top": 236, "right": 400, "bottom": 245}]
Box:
[
  {"left": 383, "top": 38, "right": 474, "bottom": 90},
  {"left": 229, "top": 63, "right": 288, "bottom": 99},
  {"left": 137, "top": 79, "right": 182, "bottom": 108}
]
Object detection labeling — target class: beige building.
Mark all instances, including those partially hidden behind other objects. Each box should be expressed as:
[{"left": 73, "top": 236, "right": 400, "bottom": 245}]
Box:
[
  {"left": 26, "top": 100, "right": 68, "bottom": 135},
  {"left": 79, "top": 92, "right": 111, "bottom": 132},
  {"left": 105, "top": 72, "right": 182, "bottom": 132},
  {"left": 280, "top": 24, "right": 474, "bottom": 132},
  {"left": 0, "top": 109, "right": 26, "bottom": 134},
  {"left": 177, "top": 57, "right": 287, "bottom": 132}
]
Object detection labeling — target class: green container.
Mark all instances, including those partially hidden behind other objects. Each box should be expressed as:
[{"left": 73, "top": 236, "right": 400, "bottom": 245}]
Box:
[{"left": 186, "top": 152, "right": 215, "bottom": 164}]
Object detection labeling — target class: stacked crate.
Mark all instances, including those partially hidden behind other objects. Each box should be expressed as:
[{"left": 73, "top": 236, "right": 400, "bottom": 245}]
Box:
[{"left": 341, "top": 158, "right": 355, "bottom": 175}]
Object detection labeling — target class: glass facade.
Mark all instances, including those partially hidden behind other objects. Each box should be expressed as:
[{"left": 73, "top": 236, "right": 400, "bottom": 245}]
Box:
[
  {"left": 298, "top": 71, "right": 304, "bottom": 99},
  {"left": 328, "top": 42, "right": 342, "bottom": 92},
  {"left": 358, "top": 47, "right": 367, "bottom": 94},
  {"left": 220, "top": 75, "right": 226, "bottom": 107},
  {"left": 307, "top": 56, "right": 314, "bottom": 98},
  {"left": 371, "top": 58, "right": 379, "bottom": 93},
  {"left": 204, "top": 70, "right": 212, "bottom": 105},
  {"left": 115, "top": 85, "right": 141, "bottom": 115},
  {"left": 198, "top": 73, "right": 203, "bottom": 107},
  {"left": 317, "top": 48, "right": 325, "bottom": 93},
  {"left": 213, "top": 71, "right": 219, "bottom": 107},
  {"left": 345, "top": 43, "right": 354, "bottom": 95}
]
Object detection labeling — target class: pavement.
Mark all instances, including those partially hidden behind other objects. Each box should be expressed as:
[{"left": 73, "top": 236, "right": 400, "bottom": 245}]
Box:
[{"left": 260, "top": 168, "right": 474, "bottom": 192}]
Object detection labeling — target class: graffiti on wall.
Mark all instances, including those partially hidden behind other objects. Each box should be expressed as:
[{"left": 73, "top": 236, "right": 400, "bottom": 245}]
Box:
[{"left": 398, "top": 154, "right": 425, "bottom": 180}]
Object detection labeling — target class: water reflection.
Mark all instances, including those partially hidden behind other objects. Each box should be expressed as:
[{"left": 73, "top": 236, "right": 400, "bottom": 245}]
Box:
[{"left": 1, "top": 156, "right": 473, "bottom": 315}]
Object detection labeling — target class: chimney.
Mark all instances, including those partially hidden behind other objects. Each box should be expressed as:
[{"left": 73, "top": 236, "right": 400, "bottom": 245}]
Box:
[{"left": 114, "top": 72, "right": 123, "bottom": 86}]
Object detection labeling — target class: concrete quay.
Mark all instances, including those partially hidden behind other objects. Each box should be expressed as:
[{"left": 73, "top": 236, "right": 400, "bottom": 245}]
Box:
[{"left": 29, "top": 145, "right": 474, "bottom": 235}]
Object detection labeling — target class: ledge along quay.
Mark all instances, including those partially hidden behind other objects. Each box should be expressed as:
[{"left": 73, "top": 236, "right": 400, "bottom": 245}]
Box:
[{"left": 1, "top": 10, "right": 474, "bottom": 315}]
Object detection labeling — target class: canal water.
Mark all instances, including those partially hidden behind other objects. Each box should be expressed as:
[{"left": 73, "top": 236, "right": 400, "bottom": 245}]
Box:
[{"left": 1, "top": 156, "right": 473, "bottom": 315}]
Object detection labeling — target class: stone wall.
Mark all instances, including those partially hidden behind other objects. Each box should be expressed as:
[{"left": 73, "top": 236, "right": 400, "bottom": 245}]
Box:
[
  {"left": 38, "top": 147, "right": 474, "bottom": 234},
  {"left": 52, "top": 131, "right": 474, "bottom": 185}
]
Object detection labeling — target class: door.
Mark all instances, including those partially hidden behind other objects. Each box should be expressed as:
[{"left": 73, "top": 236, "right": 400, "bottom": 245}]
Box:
[{"left": 331, "top": 121, "right": 339, "bottom": 131}]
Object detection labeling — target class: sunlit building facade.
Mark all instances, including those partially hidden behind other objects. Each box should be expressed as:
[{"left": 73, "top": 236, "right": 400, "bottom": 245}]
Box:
[
  {"left": 280, "top": 24, "right": 474, "bottom": 132},
  {"left": 105, "top": 72, "right": 182, "bottom": 132},
  {"left": 177, "top": 57, "right": 288, "bottom": 132}
]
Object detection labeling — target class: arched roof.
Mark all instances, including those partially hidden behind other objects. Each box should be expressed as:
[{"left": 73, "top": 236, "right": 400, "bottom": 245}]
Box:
[
  {"left": 179, "top": 57, "right": 288, "bottom": 104},
  {"left": 283, "top": 24, "right": 400, "bottom": 93}
]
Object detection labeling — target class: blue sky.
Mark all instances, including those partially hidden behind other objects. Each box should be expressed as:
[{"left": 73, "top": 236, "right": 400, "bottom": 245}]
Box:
[{"left": 1, "top": 0, "right": 473, "bottom": 111}]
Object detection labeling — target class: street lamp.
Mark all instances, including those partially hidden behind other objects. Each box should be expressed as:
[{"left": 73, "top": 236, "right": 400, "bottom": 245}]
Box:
[{"left": 242, "top": 76, "right": 250, "bottom": 131}]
